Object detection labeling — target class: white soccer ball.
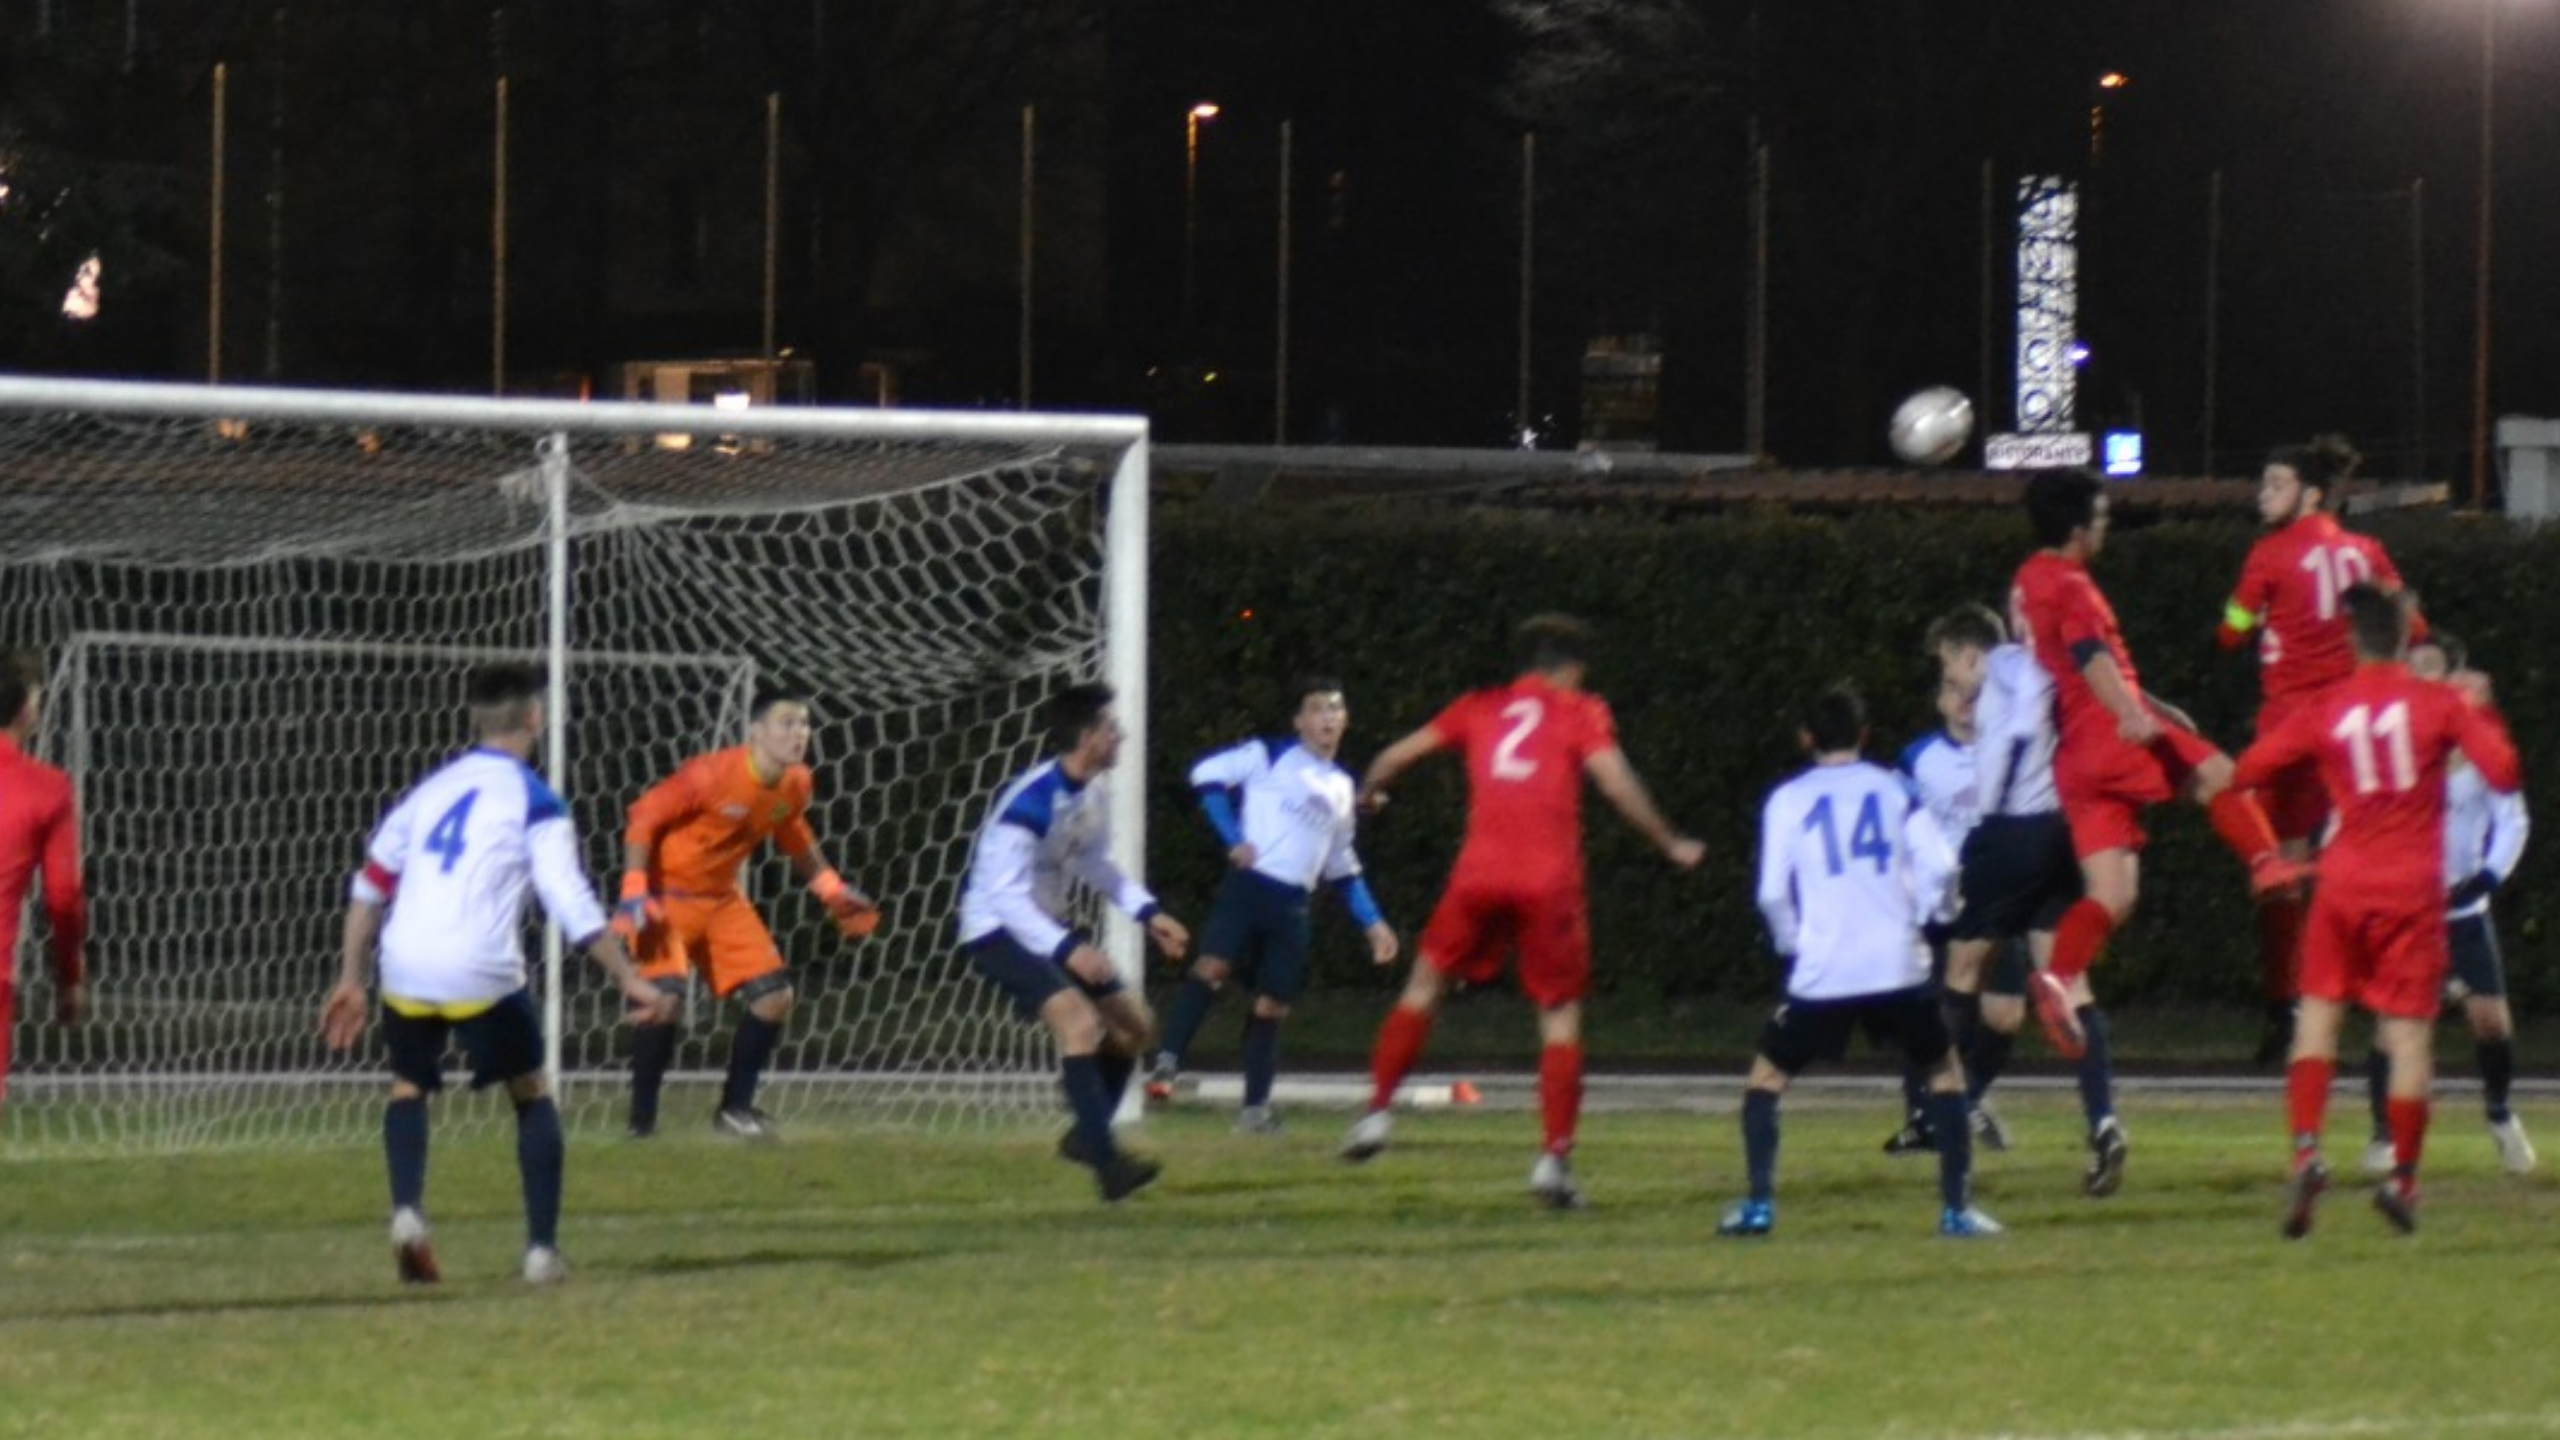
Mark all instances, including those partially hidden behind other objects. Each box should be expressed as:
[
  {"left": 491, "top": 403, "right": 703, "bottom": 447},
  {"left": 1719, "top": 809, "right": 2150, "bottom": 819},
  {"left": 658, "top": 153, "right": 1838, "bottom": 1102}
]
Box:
[{"left": 1889, "top": 386, "right": 1974, "bottom": 466}]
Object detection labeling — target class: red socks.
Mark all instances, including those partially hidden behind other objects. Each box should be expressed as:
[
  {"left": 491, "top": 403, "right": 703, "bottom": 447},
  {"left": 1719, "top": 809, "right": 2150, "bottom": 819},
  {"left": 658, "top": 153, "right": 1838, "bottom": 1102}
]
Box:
[
  {"left": 2386, "top": 1096, "right": 2430, "bottom": 1177},
  {"left": 1538, "top": 1042, "right": 1584, "bottom": 1157},
  {"left": 1367, "top": 1004, "right": 1433, "bottom": 1112},
  {"left": 2207, "top": 786, "right": 2281, "bottom": 866},
  {"left": 2287, "top": 1056, "right": 2335, "bottom": 1148},
  {"left": 2050, "top": 898, "right": 2115, "bottom": 984}
]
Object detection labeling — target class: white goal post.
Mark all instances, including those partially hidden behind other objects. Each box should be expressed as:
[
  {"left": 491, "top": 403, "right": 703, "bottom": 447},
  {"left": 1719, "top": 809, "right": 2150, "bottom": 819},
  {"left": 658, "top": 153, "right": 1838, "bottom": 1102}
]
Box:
[{"left": 0, "top": 376, "right": 1149, "bottom": 1154}]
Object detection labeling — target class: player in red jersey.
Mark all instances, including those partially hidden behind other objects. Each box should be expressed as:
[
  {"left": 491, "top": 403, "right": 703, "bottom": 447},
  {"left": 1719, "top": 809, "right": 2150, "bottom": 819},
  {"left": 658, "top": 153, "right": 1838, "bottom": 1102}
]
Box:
[
  {"left": 1336, "top": 615, "right": 1704, "bottom": 1207},
  {"left": 2010, "top": 469, "right": 2307, "bottom": 1058},
  {"left": 0, "top": 650, "right": 88, "bottom": 1106},
  {"left": 2217, "top": 435, "right": 2417, "bottom": 1062},
  {"left": 2233, "top": 585, "right": 2520, "bottom": 1238}
]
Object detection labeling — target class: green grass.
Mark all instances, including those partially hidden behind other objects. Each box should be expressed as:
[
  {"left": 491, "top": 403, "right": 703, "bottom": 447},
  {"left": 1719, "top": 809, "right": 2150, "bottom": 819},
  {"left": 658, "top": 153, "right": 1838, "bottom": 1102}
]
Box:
[{"left": 4, "top": 1092, "right": 2558, "bottom": 1439}]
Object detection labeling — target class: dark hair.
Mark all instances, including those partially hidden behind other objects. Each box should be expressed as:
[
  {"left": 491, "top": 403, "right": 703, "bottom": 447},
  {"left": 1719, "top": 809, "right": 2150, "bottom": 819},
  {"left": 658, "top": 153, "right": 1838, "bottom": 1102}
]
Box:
[
  {"left": 1293, "top": 675, "right": 1345, "bottom": 710},
  {"left": 2268, "top": 433, "right": 2362, "bottom": 500},
  {"left": 1514, "top": 613, "right": 1594, "bottom": 672},
  {"left": 0, "top": 649, "right": 42, "bottom": 726},
  {"left": 466, "top": 662, "right": 546, "bottom": 735},
  {"left": 1924, "top": 602, "right": 2006, "bottom": 656},
  {"left": 1802, "top": 683, "right": 1867, "bottom": 754},
  {"left": 2410, "top": 627, "right": 2466, "bottom": 673},
  {"left": 2342, "top": 582, "right": 2408, "bottom": 662},
  {"left": 1045, "top": 681, "right": 1117, "bottom": 752},
  {"left": 2022, "top": 467, "right": 2105, "bottom": 547},
  {"left": 750, "top": 685, "right": 812, "bottom": 722}
]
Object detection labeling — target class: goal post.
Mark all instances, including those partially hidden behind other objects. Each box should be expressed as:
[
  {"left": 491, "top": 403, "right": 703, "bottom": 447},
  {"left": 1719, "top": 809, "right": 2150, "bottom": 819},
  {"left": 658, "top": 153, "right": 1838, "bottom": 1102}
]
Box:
[{"left": 0, "top": 375, "right": 1149, "bottom": 1154}]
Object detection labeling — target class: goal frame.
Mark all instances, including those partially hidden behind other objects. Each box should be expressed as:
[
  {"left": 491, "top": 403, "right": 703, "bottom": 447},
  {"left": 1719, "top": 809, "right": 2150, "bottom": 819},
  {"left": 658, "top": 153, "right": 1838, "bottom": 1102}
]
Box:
[{"left": 0, "top": 374, "right": 1151, "bottom": 1108}]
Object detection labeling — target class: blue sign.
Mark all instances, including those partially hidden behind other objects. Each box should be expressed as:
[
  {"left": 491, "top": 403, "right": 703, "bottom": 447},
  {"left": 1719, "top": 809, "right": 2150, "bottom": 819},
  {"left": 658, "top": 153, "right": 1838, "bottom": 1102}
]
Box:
[{"left": 2102, "top": 430, "right": 2143, "bottom": 478}]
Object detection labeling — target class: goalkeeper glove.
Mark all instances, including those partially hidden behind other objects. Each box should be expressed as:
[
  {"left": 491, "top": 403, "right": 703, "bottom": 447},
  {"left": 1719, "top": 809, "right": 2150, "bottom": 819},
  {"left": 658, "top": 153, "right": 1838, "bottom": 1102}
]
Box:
[
  {"left": 811, "top": 868, "right": 882, "bottom": 940},
  {"left": 611, "top": 871, "right": 664, "bottom": 942}
]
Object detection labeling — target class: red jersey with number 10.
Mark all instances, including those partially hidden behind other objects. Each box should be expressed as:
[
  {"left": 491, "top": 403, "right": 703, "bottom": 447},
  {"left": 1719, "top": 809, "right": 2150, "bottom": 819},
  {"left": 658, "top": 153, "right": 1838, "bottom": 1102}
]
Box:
[
  {"left": 2233, "top": 663, "right": 2520, "bottom": 902},
  {"left": 2221, "top": 513, "right": 2408, "bottom": 718},
  {"left": 1426, "top": 675, "right": 1617, "bottom": 889}
]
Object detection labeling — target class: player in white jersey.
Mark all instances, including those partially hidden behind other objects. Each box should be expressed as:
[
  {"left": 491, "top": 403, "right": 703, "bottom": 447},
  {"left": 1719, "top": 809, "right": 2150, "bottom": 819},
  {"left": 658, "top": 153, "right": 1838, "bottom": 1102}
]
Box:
[
  {"left": 2360, "top": 630, "right": 2537, "bottom": 1177},
  {"left": 958, "top": 681, "right": 1190, "bottom": 1202},
  {"left": 1146, "top": 678, "right": 1398, "bottom": 1130},
  {"left": 1719, "top": 684, "right": 2001, "bottom": 1239},
  {"left": 1939, "top": 602, "right": 2131, "bottom": 1196},
  {"left": 319, "top": 664, "right": 674, "bottom": 1286}
]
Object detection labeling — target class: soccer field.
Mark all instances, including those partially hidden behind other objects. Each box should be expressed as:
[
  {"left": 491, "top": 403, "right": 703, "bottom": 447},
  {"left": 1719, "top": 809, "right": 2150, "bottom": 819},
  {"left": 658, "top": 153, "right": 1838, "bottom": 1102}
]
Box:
[{"left": 2, "top": 1090, "right": 2554, "bottom": 1440}]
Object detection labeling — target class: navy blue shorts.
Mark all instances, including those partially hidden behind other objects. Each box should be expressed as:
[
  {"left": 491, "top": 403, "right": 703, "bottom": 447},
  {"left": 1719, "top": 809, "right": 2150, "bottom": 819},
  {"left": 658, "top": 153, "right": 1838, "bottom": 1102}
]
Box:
[
  {"left": 1759, "top": 985, "right": 1952, "bottom": 1078},
  {"left": 1951, "top": 814, "right": 2082, "bottom": 942},
  {"left": 381, "top": 988, "right": 545, "bottom": 1093},
  {"left": 1196, "top": 869, "right": 1316, "bottom": 1003},
  {"left": 966, "top": 933, "right": 1125, "bottom": 1022},
  {"left": 2447, "top": 912, "right": 2506, "bottom": 1000}
]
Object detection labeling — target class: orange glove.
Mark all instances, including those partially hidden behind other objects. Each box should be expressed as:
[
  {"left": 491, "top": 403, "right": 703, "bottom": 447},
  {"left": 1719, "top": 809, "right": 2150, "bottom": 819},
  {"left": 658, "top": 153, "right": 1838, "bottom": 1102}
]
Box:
[
  {"left": 811, "top": 869, "right": 881, "bottom": 940},
  {"left": 611, "top": 871, "right": 663, "bottom": 942}
]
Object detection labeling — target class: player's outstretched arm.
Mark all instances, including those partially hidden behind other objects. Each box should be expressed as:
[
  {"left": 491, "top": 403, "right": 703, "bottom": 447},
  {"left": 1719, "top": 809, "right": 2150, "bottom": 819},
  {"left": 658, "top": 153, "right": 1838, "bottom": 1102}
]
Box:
[
  {"left": 2079, "top": 649, "right": 2158, "bottom": 744},
  {"left": 1358, "top": 726, "right": 1447, "bottom": 811},
  {"left": 1584, "top": 747, "right": 1705, "bottom": 869}
]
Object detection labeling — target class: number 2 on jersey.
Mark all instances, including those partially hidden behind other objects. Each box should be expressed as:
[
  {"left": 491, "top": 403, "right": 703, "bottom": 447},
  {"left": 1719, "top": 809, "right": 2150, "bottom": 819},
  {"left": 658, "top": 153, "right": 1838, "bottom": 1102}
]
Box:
[
  {"left": 1806, "top": 793, "right": 1891, "bottom": 876},
  {"left": 2330, "top": 701, "right": 2414, "bottom": 795},
  {"left": 1490, "top": 699, "right": 1544, "bottom": 781},
  {"left": 423, "top": 789, "right": 480, "bottom": 873}
]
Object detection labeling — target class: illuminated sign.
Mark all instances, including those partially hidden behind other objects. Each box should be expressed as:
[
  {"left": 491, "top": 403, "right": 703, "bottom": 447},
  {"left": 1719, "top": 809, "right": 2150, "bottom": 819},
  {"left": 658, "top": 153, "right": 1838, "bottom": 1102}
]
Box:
[{"left": 2016, "top": 176, "right": 2077, "bottom": 437}]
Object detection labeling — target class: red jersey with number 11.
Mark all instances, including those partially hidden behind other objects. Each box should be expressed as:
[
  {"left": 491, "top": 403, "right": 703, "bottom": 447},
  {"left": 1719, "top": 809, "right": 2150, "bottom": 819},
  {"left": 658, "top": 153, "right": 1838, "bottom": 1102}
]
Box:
[
  {"left": 2233, "top": 663, "right": 2519, "bottom": 902},
  {"left": 1426, "top": 675, "right": 1617, "bottom": 889}
]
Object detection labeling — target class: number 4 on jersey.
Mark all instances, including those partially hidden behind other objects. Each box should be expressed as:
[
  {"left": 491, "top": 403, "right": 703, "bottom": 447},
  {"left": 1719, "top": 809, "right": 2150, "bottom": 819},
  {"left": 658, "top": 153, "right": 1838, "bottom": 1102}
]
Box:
[{"left": 423, "top": 789, "right": 479, "bottom": 873}]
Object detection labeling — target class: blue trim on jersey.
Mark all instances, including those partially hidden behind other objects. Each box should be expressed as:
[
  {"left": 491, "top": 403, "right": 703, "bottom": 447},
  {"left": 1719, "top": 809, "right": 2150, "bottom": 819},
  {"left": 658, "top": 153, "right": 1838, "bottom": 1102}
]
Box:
[
  {"left": 999, "top": 764, "right": 1079, "bottom": 838},
  {"left": 516, "top": 762, "right": 570, "bottom": 826},
  {"left": 1896, "top": 733, "right": 1945, "bottom": 777},
  {"left": 1259, "top": 735, "right": 1300, "bottom": 764},
  {"left": 1196, "top": 787, "right": 1243, "bottom": 847},
  {"left": 1336, "top": 874, "right": 1383, "bottom": 929}
]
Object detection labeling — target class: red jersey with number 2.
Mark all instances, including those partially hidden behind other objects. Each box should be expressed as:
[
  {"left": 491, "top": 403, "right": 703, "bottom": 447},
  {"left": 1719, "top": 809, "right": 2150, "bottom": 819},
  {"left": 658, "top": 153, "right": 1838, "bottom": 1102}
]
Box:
[
  {"left": 1428, "top": 676, "right": 1618, "bottom": 891},
  {"left": 2224, "top": 514, "right": 2408, "bottom": 720}
]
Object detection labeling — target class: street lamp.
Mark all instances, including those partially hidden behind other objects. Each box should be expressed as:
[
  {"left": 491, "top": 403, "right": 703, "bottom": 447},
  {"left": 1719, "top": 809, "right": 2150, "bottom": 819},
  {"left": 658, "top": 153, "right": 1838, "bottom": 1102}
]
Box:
[
  {"left": 1183, "top": 101, "right": 1219, "bottom": 334},
  {"left": 2469, "top": 3, "right": 2497, "bottom": 506},
  {"left": 2089, "top": 71, "right": 2128, "bottom": 164}
]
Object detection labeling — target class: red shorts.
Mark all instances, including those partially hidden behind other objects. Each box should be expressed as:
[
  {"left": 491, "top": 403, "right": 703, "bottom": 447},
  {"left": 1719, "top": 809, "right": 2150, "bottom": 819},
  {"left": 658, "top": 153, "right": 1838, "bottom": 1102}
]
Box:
[
  {"left": 2057, "top": 721, "right": 2223, "bottom": 859},
  {"left": 2297, "top": 890, "right": 2447, "bottom": 1020},
  {"left": 1418, "top": 869, "right": 1591, "bottom": 1008},
  {"left": 637, "top": 892, "right": 788, "bottom": 998}
]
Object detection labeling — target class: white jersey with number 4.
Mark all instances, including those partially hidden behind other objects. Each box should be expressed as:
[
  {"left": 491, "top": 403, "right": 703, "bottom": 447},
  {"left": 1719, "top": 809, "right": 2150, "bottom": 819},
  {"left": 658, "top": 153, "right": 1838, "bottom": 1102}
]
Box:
[
  {"left": 351, "top": 747, "right": 609, "bottom": 1007},
  {"left": 1756, "top": 759, "right": 1957, "bottom": 1001}
]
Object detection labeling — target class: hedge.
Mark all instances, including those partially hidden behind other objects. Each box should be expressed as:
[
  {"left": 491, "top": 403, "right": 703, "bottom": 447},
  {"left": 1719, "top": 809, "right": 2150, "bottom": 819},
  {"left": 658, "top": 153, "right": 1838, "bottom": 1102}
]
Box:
[{"left": 1145, "top": 500, "right": 2560, "bottom": 1014}]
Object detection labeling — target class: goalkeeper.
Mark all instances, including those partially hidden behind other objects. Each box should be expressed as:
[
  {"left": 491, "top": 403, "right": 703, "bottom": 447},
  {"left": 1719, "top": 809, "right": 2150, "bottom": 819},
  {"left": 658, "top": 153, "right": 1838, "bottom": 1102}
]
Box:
[{"left": 618, "top": 687, "right": 880, "bottom": 1140}]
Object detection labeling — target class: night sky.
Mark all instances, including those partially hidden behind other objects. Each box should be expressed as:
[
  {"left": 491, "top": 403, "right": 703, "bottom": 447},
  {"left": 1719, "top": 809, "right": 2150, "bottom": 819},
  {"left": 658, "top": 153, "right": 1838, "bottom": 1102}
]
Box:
[{"left": 2, "top": 2, "right": 2554, "bottom": 476}]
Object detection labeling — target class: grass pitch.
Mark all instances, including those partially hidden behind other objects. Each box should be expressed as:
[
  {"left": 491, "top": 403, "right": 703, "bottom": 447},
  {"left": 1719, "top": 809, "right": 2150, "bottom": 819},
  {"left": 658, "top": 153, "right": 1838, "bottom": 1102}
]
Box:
[{"left": 3, "top": 1089, "right": 2556, "bottom": 1440}]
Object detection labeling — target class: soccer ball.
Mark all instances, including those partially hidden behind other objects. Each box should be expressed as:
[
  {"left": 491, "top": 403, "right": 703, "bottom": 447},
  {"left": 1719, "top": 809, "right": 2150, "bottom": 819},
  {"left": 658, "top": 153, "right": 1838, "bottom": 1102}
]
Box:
[{"left": 1889, "top": 387, "right": 1974, "bottom": 466}]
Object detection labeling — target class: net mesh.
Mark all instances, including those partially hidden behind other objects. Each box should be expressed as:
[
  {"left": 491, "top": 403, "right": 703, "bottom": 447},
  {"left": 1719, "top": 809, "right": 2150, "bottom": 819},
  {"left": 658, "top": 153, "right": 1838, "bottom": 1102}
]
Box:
[{"left": 0, "top": 392, "right": 1135, "bottom": 1154}]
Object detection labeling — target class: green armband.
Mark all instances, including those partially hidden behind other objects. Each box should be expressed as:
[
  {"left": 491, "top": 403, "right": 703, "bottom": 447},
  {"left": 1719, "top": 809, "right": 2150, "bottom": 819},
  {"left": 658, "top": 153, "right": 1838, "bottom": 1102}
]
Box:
[{"left": 2221, "top": 601, "right": 2258, "bottom": 633}]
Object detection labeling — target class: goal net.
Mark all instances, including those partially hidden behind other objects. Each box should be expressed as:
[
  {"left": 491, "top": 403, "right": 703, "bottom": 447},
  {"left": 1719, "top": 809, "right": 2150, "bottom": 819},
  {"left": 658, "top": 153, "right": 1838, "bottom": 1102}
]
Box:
[{"left": 0, "top": 377, "right": 1150, "bottom": 1155}]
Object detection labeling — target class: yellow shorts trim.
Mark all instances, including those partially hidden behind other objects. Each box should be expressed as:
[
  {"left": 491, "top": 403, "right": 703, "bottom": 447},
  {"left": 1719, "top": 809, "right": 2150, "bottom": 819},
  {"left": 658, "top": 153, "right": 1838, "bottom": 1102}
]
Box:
[{"left": 382, "top": 994, "right": 499, "bottom": 1021}]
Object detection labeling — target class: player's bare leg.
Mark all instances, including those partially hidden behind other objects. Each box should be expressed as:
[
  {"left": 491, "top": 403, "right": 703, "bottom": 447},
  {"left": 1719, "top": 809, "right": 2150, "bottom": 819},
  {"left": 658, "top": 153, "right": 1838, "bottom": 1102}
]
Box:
[
  {"left": 2463, "top": 993, "right": 2535, "bottom": 1173},
  {"left": 1342, "top": 959, "right": 1448, "bottom": 1162},
  {"left": 1530, "top": 1000, "right": 1587, "bottom": 1208},
  {"left": 505, "top": 1070, "right": 569, "bottom": 1283},
  {"left": 2036, "top": 850, "right": 2135, "bottom": 1058},
  {"left": 1045, "top": 982, "right": 1160, "bottom": 1202},
  {"left": 1720, "top": 1060, "right": 1790, "bottom": 1237},
  {"left": 2371, "top": 1014, "right": 2432, "bottom": 1232},
  {"left": 1150, "top": 955, "right": 1232, "bottom": 1101},
  {"left": 2281, "top": 995, "right": 2347, "bottom": 1238},
  {"left": 384, "top": 1076, "right": 439, "bottom": 1284}
]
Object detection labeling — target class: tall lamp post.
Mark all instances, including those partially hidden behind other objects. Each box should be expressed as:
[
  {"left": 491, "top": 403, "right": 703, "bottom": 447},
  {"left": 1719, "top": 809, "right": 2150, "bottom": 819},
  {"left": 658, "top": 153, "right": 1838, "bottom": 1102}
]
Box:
[
  {"left": 1183, "top": 101, "right": 1219, "bottom": 334},
  {"left": 2469, "top": 3, "right": 2497, "bottom": 506}
]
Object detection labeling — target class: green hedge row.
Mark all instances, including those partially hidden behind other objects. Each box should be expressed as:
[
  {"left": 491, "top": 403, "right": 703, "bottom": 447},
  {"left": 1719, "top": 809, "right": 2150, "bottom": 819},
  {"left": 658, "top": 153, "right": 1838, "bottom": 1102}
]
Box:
[{"left": 1145, "top": 501, "right": 2560, "bottom": 1013}]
